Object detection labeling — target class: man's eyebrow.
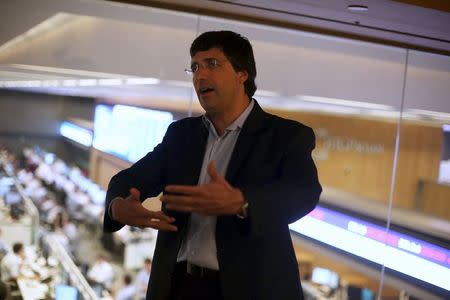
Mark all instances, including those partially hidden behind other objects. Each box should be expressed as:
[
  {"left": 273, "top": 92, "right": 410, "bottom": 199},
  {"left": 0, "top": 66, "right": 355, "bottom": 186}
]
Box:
[{"left": 191, "top": 57, "right": 216, "bottom": 64}]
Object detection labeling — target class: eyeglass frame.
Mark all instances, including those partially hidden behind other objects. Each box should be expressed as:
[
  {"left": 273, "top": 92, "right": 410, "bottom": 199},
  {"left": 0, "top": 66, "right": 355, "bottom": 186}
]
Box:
[{"left": 184, "top": 58, "right": 228, "bottom": 75}]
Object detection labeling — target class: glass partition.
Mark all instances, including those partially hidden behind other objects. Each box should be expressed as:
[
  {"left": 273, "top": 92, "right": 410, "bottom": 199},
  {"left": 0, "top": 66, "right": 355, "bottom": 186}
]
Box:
[{"left": 0, "top": 0, "right": 448, "bottom": 299}]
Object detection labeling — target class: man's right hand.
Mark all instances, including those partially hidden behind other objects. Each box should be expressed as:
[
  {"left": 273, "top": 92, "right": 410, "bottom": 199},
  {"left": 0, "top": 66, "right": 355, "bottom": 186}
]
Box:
[{"left": 110, "top": 187, "right": 177, "bottom": 231}]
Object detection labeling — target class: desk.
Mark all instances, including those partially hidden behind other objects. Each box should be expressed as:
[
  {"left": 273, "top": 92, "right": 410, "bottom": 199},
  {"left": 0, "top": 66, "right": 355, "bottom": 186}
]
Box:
[{"left": 17, "top": 278, "right": 48, "bottom": 300}]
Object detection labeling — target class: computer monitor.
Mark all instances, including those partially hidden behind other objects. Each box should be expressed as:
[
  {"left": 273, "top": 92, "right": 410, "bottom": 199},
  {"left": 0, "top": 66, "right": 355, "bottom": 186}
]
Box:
[
  {"left": 311, "top": 267, "right": 339, "bottom": 289},
  {"left": 347, "top": 285, "right": 375, "bottom": 300},
  {"left": 54, "top": 284, "right": 78, "bottom": 300}
]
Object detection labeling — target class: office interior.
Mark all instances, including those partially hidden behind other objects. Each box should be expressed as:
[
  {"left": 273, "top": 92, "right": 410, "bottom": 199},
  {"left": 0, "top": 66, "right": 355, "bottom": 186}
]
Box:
[{"left": 0, "top": 0, "right": 449, "bottom": 299}]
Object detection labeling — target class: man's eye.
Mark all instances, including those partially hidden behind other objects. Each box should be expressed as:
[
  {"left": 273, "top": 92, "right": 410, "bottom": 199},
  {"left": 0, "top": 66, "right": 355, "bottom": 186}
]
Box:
[
  {"left": 190, "top": 63, "right": 199, "bottom": 72},
  {"left": 207, "top": 59, "right": 219, "bottom": 68}
]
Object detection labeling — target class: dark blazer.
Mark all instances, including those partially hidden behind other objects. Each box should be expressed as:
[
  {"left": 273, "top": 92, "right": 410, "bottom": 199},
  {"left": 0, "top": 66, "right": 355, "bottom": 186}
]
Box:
[{"left": 104, "top": 101, "right": 322, "bottom": 300}]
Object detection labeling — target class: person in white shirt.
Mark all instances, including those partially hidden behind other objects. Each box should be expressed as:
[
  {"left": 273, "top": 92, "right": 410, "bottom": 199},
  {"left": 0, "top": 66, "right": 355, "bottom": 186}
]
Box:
[
  {"left": 135, "top": 258, "right": 151, "bottom": 300},
  {"left": 115, "top": 274, "right": 136, "bottom": 300},
  {"left": 0, "top": 243, "right": 24, "bottom": 282},
  {"left": 0, "top": 229, "right": 10, "bottom": 260},
  {"left": 87, "top": 254, "right": 114, "bottom": 296}
]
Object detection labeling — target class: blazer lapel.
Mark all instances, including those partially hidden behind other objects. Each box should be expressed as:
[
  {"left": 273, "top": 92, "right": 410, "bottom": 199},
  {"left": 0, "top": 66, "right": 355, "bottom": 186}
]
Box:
[
  {"left": 183, "top": 117, "right": 209, "bottom": 185},
  {"left": 225, "top": 100, "right": 267, "bottom": 184}
]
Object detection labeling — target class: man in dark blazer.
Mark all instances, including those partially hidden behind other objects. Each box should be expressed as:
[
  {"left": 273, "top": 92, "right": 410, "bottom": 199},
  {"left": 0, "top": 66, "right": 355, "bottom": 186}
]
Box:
[{"left": 104, "top": 31, "right": 322, "bottom": 300}]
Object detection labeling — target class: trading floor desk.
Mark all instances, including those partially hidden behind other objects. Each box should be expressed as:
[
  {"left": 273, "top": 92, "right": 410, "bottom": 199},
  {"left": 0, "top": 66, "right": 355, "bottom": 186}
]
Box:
[{"left": 17, "top": 278, "right": 49, "bottom": 300}]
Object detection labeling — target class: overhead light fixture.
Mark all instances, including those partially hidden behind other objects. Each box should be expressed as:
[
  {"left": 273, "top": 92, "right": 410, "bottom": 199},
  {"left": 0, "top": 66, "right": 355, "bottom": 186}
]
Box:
[
  {"left": 347, "top": 4, "right": 368, "bottom": 12},
  {"left": 297, "top": 95, "right": 394, "bottom": 111},
  {"left": 125, "top": 77, "right": 160, "bottom": 85}
]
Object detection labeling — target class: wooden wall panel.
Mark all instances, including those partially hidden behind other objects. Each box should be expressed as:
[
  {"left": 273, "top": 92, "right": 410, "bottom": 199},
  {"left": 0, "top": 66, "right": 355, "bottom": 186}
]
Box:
[
  {"left": 268, "top": 108, "right": 443, "bottom": 210},
  {"left": 421, "top": 181, "right": 450, "bottom": 220},
  {"left": 394, "top": 123, "right": 442, "bottom": 208}
]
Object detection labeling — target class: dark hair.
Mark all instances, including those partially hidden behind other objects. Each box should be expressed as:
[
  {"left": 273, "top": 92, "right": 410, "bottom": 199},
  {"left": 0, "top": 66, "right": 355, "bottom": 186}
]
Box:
[
  {"left": 190, "top": 30, "right": 257, "bottom": 98},
  {"left": 12, "top": 243, "right": 23, "bottom": 254},
  {"left": 124, "top": 274, "right": 132, "bottom": 285}
]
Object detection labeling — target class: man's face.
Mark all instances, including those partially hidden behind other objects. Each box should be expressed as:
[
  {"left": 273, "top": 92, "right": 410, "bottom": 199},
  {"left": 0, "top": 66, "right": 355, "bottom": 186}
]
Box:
[{"left": 190, "top": 47, "right": 248, "bottom": 114}]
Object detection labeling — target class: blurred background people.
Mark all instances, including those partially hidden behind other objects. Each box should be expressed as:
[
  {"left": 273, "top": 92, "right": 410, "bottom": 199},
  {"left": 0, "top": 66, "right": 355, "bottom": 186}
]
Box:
[
  {"left": 115, "top": 274, "right": 135, "bottom": 300},
  {"left": 135, "top": 258, "right": 151, "bottom": 300},
  {"left": 87, "top": 254, "right": 114, "bottom": 297}
]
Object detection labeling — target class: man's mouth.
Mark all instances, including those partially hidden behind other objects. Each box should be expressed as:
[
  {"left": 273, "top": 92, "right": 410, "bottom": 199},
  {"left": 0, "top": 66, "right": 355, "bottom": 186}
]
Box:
[{"left": 198, "top": 86, "right": 215, "bottom": 95}]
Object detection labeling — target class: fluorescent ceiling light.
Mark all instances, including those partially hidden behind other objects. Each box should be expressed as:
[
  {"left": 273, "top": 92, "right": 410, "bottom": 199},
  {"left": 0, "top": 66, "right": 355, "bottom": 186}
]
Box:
[
  {"left": 298, "top": 95, "right": 395, "bottom": 110},
  {"left": 78, "top": 79, "right": 97, "bottom": 86},
  {"left": 41, "top": 80, "right": 59, "bottom": 87},
  {"left": 98, "top": 79, "right": 123, "bottom": 86},
  {"left": 7, "top": 64, "right": 130, "bottom": 79},
  {"left": 125, "top": 77, "right": 160, "bottom": 85},
  {"left": 62, "top": 80, "right": 77, "bottom": 87}
]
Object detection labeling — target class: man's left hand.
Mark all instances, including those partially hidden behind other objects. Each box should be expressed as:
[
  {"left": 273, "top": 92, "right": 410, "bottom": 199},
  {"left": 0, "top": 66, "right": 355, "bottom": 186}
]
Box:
[{"left": 161, "top": 161, "right": 244, "bottom": 216}]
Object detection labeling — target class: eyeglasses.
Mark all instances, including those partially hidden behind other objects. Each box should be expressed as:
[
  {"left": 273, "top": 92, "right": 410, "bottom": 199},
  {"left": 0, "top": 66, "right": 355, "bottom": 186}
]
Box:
[{"left": 184, "top": 58, "right": 225, "bottom": 75}]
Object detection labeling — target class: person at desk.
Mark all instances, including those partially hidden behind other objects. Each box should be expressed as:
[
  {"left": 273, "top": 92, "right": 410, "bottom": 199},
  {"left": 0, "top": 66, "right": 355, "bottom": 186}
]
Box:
[
  {"left": 0, "top": 243, "right": 24, "bottom": 283},
  {"left": 87, "top": 254, "right": 114, "bottom": 297},
  {"left": 115, "top": 274, "right": 136, "bottom": 300},
  {"left": 104, "top": 30, "right": 322, "bottom": 300},
  {"left": 135, "top": 258, "right": 152, "bottom": 300},
  {"left": 0, "top": 229, "right": 9, "bottom": 261}
]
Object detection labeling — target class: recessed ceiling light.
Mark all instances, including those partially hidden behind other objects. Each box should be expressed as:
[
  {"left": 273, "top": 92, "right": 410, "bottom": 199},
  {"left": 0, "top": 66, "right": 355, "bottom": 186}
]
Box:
[{"left": 347, "top": 4, "right": 368, "bottom": 12}]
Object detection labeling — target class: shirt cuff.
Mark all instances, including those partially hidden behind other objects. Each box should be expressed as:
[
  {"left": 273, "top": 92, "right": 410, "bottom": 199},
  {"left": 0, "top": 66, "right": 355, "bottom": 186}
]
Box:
[{"left": 107, "top": 198, "right": 119, "bottom": 221}]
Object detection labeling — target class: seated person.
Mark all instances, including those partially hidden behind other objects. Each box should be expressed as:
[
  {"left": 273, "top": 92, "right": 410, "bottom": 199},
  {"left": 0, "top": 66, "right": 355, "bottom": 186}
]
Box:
[
  {"left": 135, "top": 258, "right": 151, "bottom": 300},
  {"left": 87, "top": 254, "right": 114, "bottom": 297},
  {"left": 115, "top": 274, "right": 135, "bottom": 300},
  {"left": 0, "top": 243, "right": 25, "bottom": 283}
]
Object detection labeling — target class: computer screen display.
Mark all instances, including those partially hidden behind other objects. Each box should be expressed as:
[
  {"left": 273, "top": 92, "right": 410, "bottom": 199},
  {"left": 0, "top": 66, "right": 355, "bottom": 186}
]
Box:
[
  {"left": 93, "top": 104, "right": 173, "bottom": 162},
  {"left": 290, "top": 206, "right": 450, "bottom": 292},
  {"left": 54, "top": 284, "right": 78, "bottom": 300}
]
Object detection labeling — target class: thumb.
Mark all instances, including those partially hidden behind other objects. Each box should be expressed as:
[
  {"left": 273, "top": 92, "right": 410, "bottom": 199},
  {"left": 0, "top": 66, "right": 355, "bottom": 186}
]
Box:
[
  {"left": 129, "top": 187, "right": 141, "bottom": 201},
  {"left": 207, "top": 161, "right": 231, "bottom": 188}
]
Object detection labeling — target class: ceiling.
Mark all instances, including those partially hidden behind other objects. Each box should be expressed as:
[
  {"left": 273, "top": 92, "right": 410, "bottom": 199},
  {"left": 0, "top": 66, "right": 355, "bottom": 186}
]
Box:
[
  {"left": 0, "top": 0, "right": 449, "bottom": 122},
  {"left": 118, "top": 0, "right": 450, "bottom": 53}
]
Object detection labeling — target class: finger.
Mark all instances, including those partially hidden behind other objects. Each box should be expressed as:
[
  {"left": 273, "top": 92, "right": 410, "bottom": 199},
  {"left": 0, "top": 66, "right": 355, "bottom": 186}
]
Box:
[
  {"left": 137, "top": 219, "right": 178, "bottom": 232},
  {"left": 165, "top": 203, "right": 195, "bottom": 213},
  {"left": 129, "top": 187, "right": 141, "bottom": 201},
  {"left": 146, "top": 221, "right": 178, "bottom": 232},
  {"left": 129, "top": 206, "right": 176, "bottom": 222},
  {"left": 148, "top": 210, "right": 176, "bottom": 223},
  {"left": 165, "top": 185, "right": 204, "bottom": 196},
  {"left": 207, "top": 161, "right": 232, "bottom": 188},
  {"left": 161, "top": 194, "right": 196, "bottom": 205}
]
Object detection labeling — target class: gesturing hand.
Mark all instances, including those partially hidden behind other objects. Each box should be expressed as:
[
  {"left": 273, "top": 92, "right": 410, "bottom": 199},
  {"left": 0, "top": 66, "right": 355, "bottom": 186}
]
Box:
[
  {"left": 111, "top": 188, "right": 177, "bottom": 231},
  {"left": 161, "top": 161, "right": 245, "bottom": 216}
]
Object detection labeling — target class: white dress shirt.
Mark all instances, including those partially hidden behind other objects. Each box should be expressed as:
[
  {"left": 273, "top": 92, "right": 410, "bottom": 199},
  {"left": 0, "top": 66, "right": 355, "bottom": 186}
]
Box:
[
  {"left": 135, "top": 268, "right": 150, "bottom": 299},
  {"left": 87, "top": 260, "right": 114, "bottom": 289},
  {"left": 176, "top": 100, "right": 254, "bottom": 270},
  {"left": 1, "top": 252, "right": 22, "bottom": 281},
  {"left": 115, "top": 284, "right": 136, "bottom": 300}
]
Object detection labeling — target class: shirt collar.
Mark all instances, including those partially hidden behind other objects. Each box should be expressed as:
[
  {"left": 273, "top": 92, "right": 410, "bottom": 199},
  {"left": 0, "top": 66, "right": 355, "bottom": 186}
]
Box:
[{"left": 202, "top": 99, "right": 254, "bottom": 132}]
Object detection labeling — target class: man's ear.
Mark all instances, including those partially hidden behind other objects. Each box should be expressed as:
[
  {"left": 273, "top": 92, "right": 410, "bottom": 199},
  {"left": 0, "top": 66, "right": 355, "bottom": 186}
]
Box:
[{"left": 237, "top": 70, "right": 248, "bottom": 84}]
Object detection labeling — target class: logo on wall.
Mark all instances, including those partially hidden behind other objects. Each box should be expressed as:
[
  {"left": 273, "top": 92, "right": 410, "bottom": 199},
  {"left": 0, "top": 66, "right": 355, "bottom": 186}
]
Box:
[{"left": 313, "top": 128, "right": 384, "bottom": 160}]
